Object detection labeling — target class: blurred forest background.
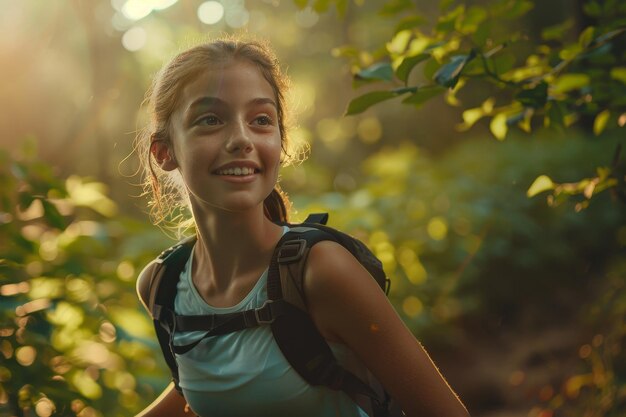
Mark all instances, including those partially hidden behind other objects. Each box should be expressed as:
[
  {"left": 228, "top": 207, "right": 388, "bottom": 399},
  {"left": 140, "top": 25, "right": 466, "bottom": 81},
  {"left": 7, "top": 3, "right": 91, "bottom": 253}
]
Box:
[{"left": 1, "top": 0, "right": 625, "bottom": 416}]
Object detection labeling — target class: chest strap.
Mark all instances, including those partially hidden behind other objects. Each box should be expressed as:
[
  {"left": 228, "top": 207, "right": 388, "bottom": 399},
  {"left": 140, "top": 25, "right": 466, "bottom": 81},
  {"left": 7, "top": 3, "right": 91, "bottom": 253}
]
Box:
[{"left": 155, "top": 299, "right": 290, "bottom": 355}]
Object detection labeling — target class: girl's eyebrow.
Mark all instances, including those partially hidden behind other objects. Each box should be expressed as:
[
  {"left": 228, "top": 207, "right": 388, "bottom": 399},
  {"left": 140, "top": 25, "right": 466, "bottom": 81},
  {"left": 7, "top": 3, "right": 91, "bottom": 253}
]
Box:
[
  {"left": 249, "top": 97, "right": 277, "bottom": 108},
  {"left": 186, "top": 96, "right": 225, "bottom": 116},
  {"left": 187, "top": 96, "right": 277, "bottom": 115}
]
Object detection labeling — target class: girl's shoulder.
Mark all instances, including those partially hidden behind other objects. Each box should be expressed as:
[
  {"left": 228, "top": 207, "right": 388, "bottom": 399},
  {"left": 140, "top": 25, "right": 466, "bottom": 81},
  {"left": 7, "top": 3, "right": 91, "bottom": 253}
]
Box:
[{"left": 136, "top": 260, "right": 160, "bottom": 314}]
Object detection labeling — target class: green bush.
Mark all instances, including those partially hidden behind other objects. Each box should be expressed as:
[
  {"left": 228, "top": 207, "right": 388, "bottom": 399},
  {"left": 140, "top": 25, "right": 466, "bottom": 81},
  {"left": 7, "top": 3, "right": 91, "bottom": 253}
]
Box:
[{"left": 0, "top": 146, "right": 171, "bottom": 417}]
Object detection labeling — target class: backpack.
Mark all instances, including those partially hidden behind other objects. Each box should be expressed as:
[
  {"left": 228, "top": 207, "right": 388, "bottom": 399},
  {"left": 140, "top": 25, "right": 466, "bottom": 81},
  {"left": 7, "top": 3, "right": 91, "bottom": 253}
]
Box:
[{"left": 145, "top": 213, "right": 403, "bottom": 417}]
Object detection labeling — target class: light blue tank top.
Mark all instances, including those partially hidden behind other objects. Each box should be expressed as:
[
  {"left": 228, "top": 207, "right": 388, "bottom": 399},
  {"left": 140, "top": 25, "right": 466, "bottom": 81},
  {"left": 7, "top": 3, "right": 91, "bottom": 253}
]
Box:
[{"left": 173, "top": 228, "right": 370, "bottom": 417}]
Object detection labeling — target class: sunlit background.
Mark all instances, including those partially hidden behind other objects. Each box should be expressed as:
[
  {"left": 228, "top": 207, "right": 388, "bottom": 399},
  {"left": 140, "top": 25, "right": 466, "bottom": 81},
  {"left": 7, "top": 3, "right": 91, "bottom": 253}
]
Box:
[{"left": 1, "top": 1, "right": 625, "bottom": 416}]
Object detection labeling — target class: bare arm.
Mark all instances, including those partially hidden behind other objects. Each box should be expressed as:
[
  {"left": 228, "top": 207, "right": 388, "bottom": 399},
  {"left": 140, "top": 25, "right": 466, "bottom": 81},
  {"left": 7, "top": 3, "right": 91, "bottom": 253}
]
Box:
[
  {"left": 135, "top": 383, "right": 194, "bottom": 417},
  {"left": 304, "top": 241, "right": 470, "bottom": 417},
  {"left": 135, "top": 264, "right": 195, "bottom": 417}
]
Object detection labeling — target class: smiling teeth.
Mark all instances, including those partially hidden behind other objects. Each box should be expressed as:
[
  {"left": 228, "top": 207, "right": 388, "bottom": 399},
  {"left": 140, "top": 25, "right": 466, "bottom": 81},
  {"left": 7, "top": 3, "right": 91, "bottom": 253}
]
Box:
[{"left": 217, "top": 167, "right": 256, "bottom": 176}]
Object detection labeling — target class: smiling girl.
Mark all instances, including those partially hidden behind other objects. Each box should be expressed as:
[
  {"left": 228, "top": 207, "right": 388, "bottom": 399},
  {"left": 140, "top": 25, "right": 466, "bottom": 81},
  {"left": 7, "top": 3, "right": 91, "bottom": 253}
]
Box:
[{"left": 134, "top": 38, "right": 470, "bottom": 417}]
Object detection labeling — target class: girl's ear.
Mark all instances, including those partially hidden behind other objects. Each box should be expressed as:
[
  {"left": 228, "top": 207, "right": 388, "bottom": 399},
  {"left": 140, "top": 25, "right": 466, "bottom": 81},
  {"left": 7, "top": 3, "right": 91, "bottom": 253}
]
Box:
[{"left": 150, "top": 140, "right": 178, "bottom": 171}]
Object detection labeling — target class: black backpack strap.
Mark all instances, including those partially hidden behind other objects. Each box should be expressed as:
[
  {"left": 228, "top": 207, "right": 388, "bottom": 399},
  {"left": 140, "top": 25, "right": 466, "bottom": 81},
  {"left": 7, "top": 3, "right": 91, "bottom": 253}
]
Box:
[
  {"left": 303, "top": 212, "right": 329, "bottom": 225},
  {"left": 147, "top": 236, "right": 196, "bottom": 393},
  {"left": 267, "top": 227, "right": 389, "bottom": 415},
  {"left": 165, "top": 299, "right": 291, "bottom": 355}
]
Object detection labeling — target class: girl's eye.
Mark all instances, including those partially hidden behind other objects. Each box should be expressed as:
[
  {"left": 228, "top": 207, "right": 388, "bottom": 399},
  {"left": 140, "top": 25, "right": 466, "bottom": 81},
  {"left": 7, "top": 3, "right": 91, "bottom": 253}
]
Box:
[
  {"left": 254, "top": 115, "right": 273, "bottom": 126},
  {"left": 198, "top": 115, "right": 221, "bottom": 126}
]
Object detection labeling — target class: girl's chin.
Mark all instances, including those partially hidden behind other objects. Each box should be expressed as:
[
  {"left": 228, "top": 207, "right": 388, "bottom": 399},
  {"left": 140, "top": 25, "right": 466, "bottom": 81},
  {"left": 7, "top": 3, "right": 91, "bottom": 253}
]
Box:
[{"left": 192, "top": 195, "right": 269, "bottom": 215}]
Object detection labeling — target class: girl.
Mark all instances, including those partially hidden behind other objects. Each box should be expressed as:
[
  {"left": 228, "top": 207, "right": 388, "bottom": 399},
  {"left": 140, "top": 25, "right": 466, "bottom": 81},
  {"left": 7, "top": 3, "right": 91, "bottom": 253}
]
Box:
[{"left": 134, "top": 38, "right": 470, "bottom": 417}]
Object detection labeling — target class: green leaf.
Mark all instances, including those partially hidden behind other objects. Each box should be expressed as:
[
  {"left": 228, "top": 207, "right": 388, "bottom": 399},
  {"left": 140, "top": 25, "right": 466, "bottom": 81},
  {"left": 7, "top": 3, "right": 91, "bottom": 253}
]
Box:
[
  {"left": 395, "top": 14, "right": 426, "bottom": 33},
  {"left": 559, "top": 43, "right": 583, "bottom": 60},
  {"left": 40, "top": 198, "right": 66, "bottom": 230},
  {"left": 593, "top": 110, "right": 611, "bottom": 135},
  {"left": 356, "top": 62, "right": 394, "bottom": 82},
  {"left": 527, "top": 175, "right": 555, "bottom": 197},
  {"left": 553, "top": 73, "right": 590, "bottom": 94},
  {"left": 401, "top": 86, "right": 445, "bottom": 108},
  {"left": 345, "top": 91, "right": 400, "bottom": 115},
  {"left": 387, "top": 30, "right": 412, "bottom": 55},
  {"left": 489, "top": 113, "right": 508, "bottom": 140},
  {"left": 583, "top": 1, "right": 602, "bottom": 17},
  {"left": 460, "top": 108, "right": 485, "bottom": 129},
  {"left": 394, "top": 86, "right": 420, "bottom": 94},
  {"left": 541, "top": 19, "right": 575, "bottom": 41},
  {"left": 546, "top": 101, "right": 566, "bottom": 129},
  {"left": 610, "top": 67, "right": 626, "bottom": 84},
  {"left": 500, "top": 0, "right": 534, "bottom": 18},
  {"left": 436, "top": 5, "right": 465, "bottom": 35},
  {"left": 396, "top": 54, "right": 430, "bottom": 83},
  {"left": 457, "top": 6, "right": 488, "bottom": 35},
  {"left": 379, "top": 0, "right": 413, "bottom": 15},
  {"left": 18, "top": 191, "right": 35, "bottom": 211},
  {"left": 423, "top": 57, "right": 442, "bottom": 80},
  {"left": 515, "top": 82, "right": 548, "bottom": 108},
  {"left": 433, "top": 51, "right": 477, "bottom": 88},
  {"left": 331, "top": 45, "right": 360, "bottom": 59},
  {"left": 578, "top": 26, "right": 595, "bottom": 47}
]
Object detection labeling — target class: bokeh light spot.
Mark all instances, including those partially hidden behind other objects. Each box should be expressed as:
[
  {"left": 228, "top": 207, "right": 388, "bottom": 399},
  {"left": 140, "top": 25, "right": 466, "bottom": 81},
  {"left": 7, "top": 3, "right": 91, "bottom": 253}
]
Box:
[
  {"left": 427, "top": 216, "right": 448, "bottom": 240},
  {"left": 295, "top": 7, "right": 319, "bottom": 28},
  {"left": 117, "top": 261, "right": 135, "bottom": 281},
  {"left": 99, "top": 322, "right": 117, "bottom": 343},
  {"left": 198, "top": 1, "right": 224, "bottom": 25},
  {"left": 405, "top": 262, "right": 427, "bottom": 285},
  {"left": 225, "top": 8, "right": 249, "bottom": 28},
  {"left": 509, "top": 370, "right": 525, "bottom": 386},
  {"left": 121, "top": 1, "right": 152, "bottom": 20},
  {"left": 35, "top": 397, "right": 56, "bottom": 417},
  {"left": 152, "top": 0, "right": 178, "bottom": 10},
  {"left": 357, "top": 117, "right": 382, "bottom": 144},
  {"left": 122, "top": 27, "right": 147, "bottom": 51},
  {"left": 402, "top": 296, "right": 423, "bottom": 317},
  {"left": 16, "top": 346, "right": 36, "bottom": 366},
  {"left": 579, "top": 344, "right": 592, "bottom": 359}
]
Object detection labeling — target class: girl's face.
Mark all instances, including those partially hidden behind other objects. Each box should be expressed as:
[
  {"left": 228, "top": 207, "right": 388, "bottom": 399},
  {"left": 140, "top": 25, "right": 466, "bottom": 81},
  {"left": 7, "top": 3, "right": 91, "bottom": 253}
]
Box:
[{"left": 155, "top": 59, "right": 282, "bottom": 216}]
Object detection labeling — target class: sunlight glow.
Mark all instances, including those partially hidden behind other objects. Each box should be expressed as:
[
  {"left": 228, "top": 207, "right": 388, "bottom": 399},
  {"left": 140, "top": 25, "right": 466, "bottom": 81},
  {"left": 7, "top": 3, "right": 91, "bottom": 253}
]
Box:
[
  {"left": 16, "top": 346, "right": 37, "bottom": 366},
  {"left": 121, "top": 1, "right": 152, "bottom": 20},
  {"left": 402, "top": 296, "right": 423, "bottom": 317},
  {"left": 295, "top": 7, "right": 319, "bottom": 28},
  {"left": 427, "top": 217, "right": 448, "bottom": 240},
  {"left": 122, "top": 27, "right": 147, "bottom": 51},
  {"left": 198, "top": 1, "right": 225, "bottom": 25},
  {"left": 357, "top": 117, "right": 382, "bottom": 144},
  {"left": 225, "top": 8, "right": 250, "bottom": 28},
  {"left": 35, "top": 398, "right": 56, "bottom": 417},
  {"left": 152, "top": 0, "right": 178, "bottom": 10},
  {"left": 121, "top": 0, "right": 178, "bottom": 20}
]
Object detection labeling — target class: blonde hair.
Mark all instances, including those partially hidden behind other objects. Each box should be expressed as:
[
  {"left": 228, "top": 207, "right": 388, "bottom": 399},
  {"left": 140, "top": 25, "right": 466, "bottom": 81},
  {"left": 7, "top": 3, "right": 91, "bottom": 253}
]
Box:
[{"left": 136, "top": 38, "right": 297, "bottom": 232}]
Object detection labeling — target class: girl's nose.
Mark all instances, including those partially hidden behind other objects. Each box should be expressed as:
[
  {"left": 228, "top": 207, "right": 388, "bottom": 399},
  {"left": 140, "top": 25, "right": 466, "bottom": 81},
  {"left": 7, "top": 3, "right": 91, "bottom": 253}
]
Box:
[{"left": 225, "top": 120, "right": 253, "bottom": 153}]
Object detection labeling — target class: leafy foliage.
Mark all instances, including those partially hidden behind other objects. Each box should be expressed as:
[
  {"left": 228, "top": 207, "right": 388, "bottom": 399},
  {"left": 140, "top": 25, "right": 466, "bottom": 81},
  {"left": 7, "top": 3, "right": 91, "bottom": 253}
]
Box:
[
  {"left": 292, "top": 133, "right": 625, "bottom": 329},
  {"left": 327, "top": 0, "right": 626, "bottom": 205},
  {"left": 288, "top": 132, "right": 626, "bottom": 413},
  {"left": 0, "top": 146, "right": 171, "bottom": 417}
]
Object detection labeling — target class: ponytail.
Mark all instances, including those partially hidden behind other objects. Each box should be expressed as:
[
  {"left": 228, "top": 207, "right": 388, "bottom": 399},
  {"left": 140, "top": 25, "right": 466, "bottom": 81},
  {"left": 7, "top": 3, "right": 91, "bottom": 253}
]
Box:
[{"left": 264, "top": 187, "right": 289, "bottom": 223}]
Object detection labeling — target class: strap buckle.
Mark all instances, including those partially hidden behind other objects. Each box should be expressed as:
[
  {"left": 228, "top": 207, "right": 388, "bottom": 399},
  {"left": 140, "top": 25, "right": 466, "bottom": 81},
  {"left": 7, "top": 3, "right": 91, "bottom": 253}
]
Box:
[
  {"left": 254, "top": 300, "right": 276, "bottom": 324},
  {"left": 153, "top": 304, "right": 175, "bottom": 330},
  {"left": 277, "top": 239, "right": 307, "bottom": 264}
]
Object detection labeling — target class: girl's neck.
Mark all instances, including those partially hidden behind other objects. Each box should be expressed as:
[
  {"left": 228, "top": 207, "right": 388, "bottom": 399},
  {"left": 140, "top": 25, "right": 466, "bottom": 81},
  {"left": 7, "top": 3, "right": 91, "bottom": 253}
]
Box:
[{"left": 190, "top": 204, "right": 284, "bottom": 293}]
